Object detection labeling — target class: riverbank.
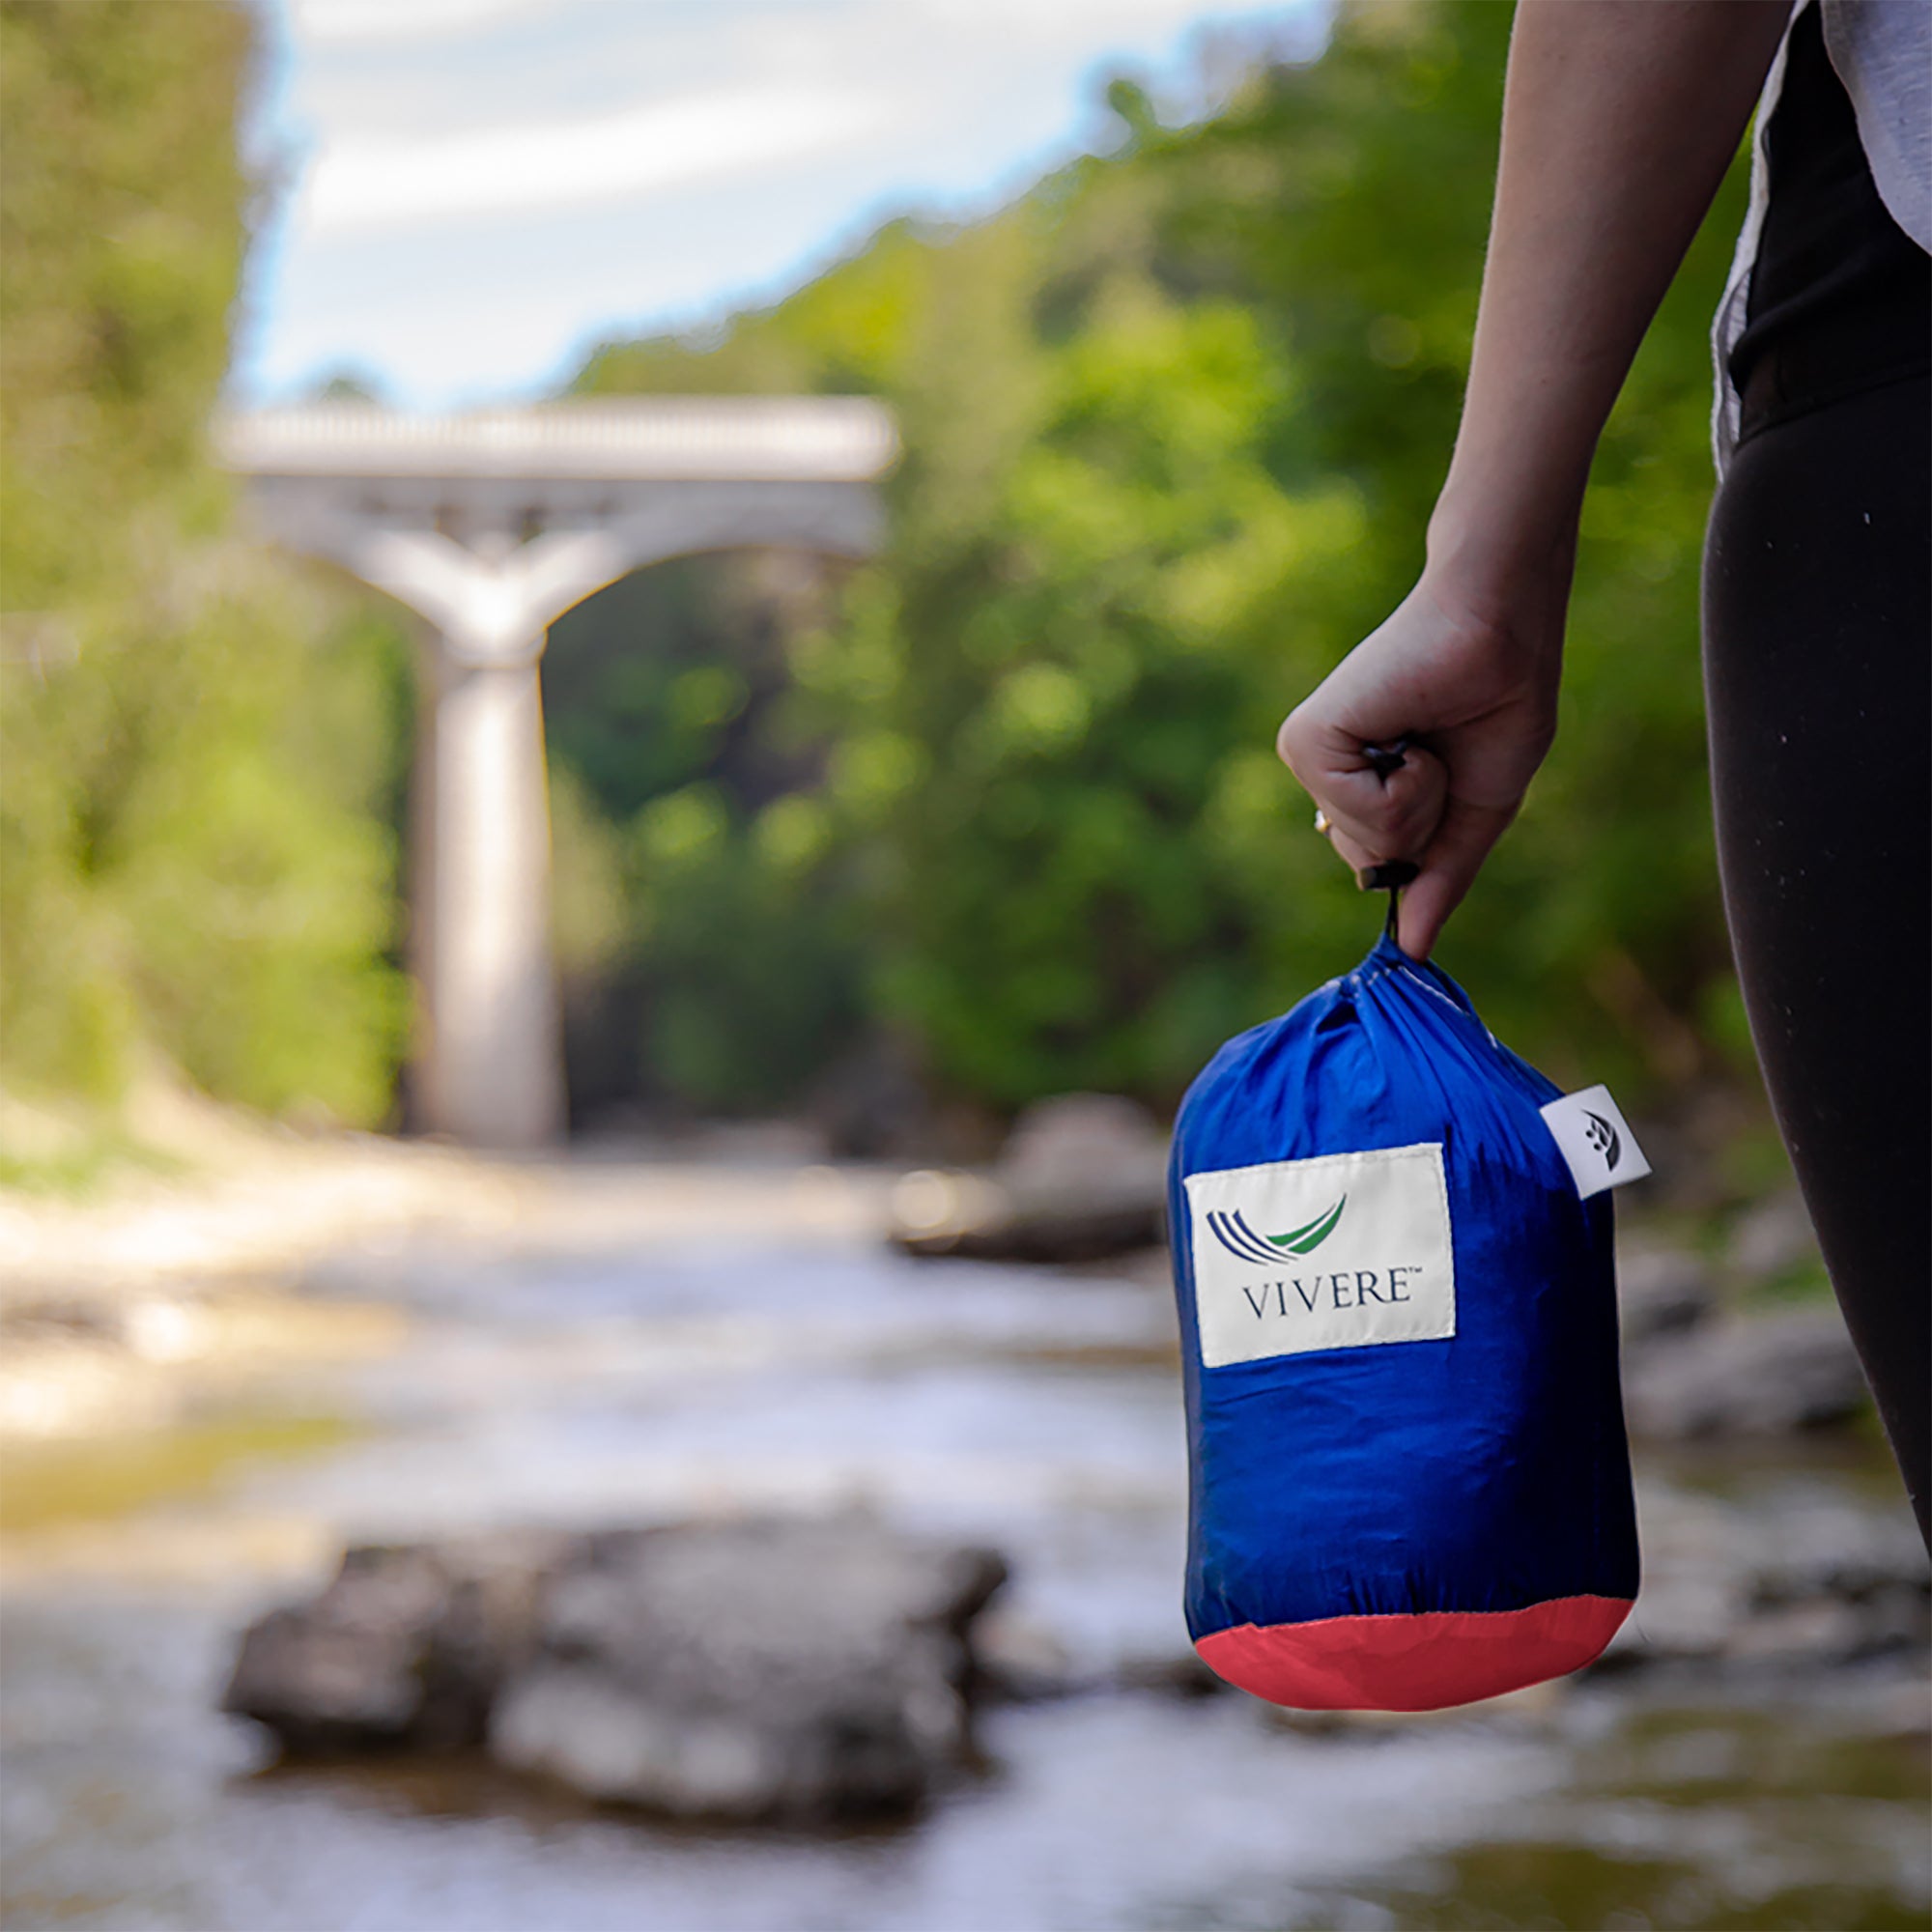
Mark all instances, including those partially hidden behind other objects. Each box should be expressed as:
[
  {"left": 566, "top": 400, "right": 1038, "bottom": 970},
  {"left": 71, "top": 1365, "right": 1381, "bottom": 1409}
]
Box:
[
  {"left": 1, "top": 1087, "right": 501, "bottom": 1446},
  {"left": 0, "top": 1088, "right": 907, "bottom": 1448},
  {"left": 0, "top": 1084, "right": 536, "bottom": 1309}
]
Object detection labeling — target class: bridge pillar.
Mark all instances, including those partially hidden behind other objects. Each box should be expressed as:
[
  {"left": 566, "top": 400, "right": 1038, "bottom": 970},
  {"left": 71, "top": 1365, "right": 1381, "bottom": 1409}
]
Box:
[
  {"left": 411, "top": 627, "right": 564, "bottom": 1148},
  {"left": 219, "top": 402, "right": 897, "bottom": 1149}
]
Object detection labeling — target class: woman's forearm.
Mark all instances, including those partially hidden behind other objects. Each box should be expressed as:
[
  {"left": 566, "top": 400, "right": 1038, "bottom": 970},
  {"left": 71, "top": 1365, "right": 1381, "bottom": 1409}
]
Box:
[
  {"left": 1428, "top": 0, "right": 1791, "bottom": 608},
  {"left": 1280, "top": 0, "right": 1800, "bottom": 956}
]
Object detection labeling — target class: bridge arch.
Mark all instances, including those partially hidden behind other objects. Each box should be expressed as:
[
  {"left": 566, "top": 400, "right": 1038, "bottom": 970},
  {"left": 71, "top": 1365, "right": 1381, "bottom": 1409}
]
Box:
[{"left": 220, "top": 400, "right": 896, "bottom": 1146}]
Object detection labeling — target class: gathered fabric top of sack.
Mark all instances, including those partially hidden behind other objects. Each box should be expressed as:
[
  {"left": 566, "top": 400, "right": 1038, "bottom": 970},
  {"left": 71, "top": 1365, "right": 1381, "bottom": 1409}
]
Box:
[{"left": 1167, "top": 931, "right": 1642, "bottom": 1712}]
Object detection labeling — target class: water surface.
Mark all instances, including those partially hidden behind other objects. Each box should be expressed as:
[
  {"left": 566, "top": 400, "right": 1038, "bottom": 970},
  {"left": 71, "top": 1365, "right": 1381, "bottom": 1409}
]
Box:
[{"left": 3, "top": 1175, "right": 1923, "bottom": 1930}]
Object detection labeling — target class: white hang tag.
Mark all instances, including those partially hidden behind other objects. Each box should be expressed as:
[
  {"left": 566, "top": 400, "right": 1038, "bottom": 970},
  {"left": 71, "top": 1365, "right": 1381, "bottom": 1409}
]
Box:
[{"left": 1540, "top": 1085, "right": 1651, "bottom": 1199}]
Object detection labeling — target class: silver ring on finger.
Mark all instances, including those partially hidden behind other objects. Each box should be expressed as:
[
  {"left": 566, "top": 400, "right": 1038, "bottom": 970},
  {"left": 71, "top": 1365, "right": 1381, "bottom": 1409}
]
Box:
[{"left": 1313, "top": 808, "right": 1334, "bottom": 838}]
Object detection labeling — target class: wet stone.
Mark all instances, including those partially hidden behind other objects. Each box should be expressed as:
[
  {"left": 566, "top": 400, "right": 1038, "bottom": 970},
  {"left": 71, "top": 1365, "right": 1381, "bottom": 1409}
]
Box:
[
  {"left": 1727, "top": 1188, "right": 1821, "bottom": 1283},
  {"left": 223, "top": 1529, "right": 574, "bottom": 1751},
  {"left": 492, "top": 1520, "right": 1005, "bottom": 1823},
  {"left": 1615, "top": 1241, "right": 1714, "bottom": 1349},
  {"left": 1622, "top": 1308, "right": 1867, "bottom": 1439},
  {"left": 225, "top": 1518, "right": 1008, "bottom": 1826},
  {"left": 890, "top": 1094, "right": 1170, "bottom": 1263},
  {"left": 1592, "top": 1477, "right": 1929, "bottom": 1679}
]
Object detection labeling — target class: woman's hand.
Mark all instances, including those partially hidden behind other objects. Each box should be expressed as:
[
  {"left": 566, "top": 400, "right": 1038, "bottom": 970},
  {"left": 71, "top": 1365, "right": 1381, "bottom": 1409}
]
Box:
[
  {"left": 1271, "top": 0, "right": 1788, "bottom": 960},
  {"left": 1276, "top": 558, "right": 1569, "bottom": 960}
]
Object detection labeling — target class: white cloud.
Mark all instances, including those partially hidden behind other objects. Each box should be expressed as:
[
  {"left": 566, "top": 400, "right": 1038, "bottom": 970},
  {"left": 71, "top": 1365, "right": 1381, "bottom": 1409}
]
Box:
[
  {"left": 291, "top": 0, "right": 556, "bottom": 46},
  {"left": 302, "top": 79, "right": 888, "bottom": 235},
  {"left": 244, "top": 0, "right": 1323, "bottom": 406}
]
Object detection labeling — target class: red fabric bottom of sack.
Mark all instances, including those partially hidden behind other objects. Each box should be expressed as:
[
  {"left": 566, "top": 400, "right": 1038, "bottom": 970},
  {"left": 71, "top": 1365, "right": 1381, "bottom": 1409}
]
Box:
[{"left": 1195, "top": 1594, "right": 1633, "bottom": 1711}]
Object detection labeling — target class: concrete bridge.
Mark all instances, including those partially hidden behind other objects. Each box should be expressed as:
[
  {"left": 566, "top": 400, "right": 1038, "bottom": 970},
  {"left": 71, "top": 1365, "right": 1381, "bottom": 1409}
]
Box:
[{"left": 219, "top": 399, "right": 897, "bottom": 1148}]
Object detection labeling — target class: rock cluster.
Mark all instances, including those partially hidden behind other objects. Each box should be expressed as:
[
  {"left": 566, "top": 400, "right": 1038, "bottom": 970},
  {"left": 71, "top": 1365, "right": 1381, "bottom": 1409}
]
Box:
[
  {"left": 1615, "top": 1229, "right": 1870, "bottom": 1445},
  {"left": 1624, "top": 1306, "right": 1869, "bottom": 1437},
  {"left": 889, "top": 1094, "right": 1169, "bottom": 1261},
  {"left": 1596, "top": 1479, "right": 1929, "bottom": 1676},
  {"left": 226, "top": 1518, "right": 1007, "bottom": 1824}
]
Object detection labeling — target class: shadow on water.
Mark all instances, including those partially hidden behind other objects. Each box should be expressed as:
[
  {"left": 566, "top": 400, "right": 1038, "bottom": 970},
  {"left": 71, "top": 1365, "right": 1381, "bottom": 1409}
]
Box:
[{"left": 247, "top": 1747, "right": 945, "bottom": 1840}]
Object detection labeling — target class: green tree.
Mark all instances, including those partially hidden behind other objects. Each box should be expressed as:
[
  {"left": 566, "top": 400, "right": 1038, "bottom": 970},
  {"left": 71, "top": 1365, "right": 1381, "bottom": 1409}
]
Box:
[
  {"left": 566, "top": 0, "right": 1752, "bottom": 1117},
  {"left": 0, "top": 0, "right": 408, "bottom": 1122},
  {"left": 543, "top": 552, "right": 869, "bottom": 1116}
]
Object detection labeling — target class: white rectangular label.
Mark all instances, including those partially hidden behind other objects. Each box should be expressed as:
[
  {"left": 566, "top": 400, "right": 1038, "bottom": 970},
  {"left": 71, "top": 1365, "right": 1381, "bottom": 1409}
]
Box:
[
  {"left": 1539, "top": 1085, "right": 1651, "bottom": 1199},
  {"left": 1184, "top": 1143, "right": 1455, "bottom": 1369}
]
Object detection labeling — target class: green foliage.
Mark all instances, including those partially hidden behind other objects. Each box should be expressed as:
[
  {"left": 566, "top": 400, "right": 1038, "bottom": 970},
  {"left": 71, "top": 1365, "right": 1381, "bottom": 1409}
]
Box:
[
  {"left": 569, "top": 0, "right": 1752, "bottom": 1116},
  {"left": 0, "top": 0, "right": 247, "bottom": 611},
  {"left": 545, "top": 554, "right": 867, "bottom": 1114},
  {"left": 624, "top": 780, "right": 866, "bottom": 1112},
  {"left": 548, "top": 761, "right": 630, "bottom": 984},
  {"left": 0, "top": 0, "right": 408, "bottom": 1124},
  {"left": 1, "top": 534, "right": 411, "bottom": 1120},
  {"left": 791, "top": 289, "right": 1378, "bottom": 1104}
]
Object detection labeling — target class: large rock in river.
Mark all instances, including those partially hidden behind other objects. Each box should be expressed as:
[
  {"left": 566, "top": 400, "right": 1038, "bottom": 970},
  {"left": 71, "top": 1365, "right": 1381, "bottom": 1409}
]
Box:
[
  {"left": 492, "top": 1520, "right": 1006, "bottom": 1822},
  {"left": 223, "top": 1527, "right": 569, "bottom": 1751},
  {"left": 225, "top": 1517, "right": 1007, "bottom": 1825},
  {"left": 1623, "top": 1306, "right": 1867, "bottom": 1438}
]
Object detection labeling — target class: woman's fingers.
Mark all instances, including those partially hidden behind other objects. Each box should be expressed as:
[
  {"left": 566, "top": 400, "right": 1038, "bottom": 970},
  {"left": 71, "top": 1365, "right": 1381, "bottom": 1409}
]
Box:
[
  {"left": 1280, "top": 714, "right": 1450, "bottom": 866},
  {"left": 1321, "top": 820, "right": 1381, "bottom": 879},
  {"left": 1336, "top": 740, "right": 1448, "bottom": 860},
  {"left": 1276, "top": 581, "right": 1561, "bottom": 953},
  {"left": 1393, "top": 795, "right": 1519, "bottom": 959}
]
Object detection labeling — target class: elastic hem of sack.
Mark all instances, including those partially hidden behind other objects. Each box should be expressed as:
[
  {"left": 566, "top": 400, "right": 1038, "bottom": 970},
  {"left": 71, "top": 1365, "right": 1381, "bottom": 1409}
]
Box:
[{"left": 1193, "top": 1592, "right": 1634, "bottom": 1713}]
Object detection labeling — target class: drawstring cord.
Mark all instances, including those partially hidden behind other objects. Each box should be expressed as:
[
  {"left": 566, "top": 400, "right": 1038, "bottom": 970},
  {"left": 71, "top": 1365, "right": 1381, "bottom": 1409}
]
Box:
[
  {"left": 1370, "top": 865, "right": 1417, "bottom": 942},
  {"left": 1355, "top": 738, "right": 1419, "bottom": 942}
]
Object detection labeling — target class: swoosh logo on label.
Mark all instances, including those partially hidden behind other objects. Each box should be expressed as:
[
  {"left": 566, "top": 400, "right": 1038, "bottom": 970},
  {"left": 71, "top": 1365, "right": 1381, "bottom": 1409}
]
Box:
[
  {"left": 1207, "top": 1194, "right": 1348, "bottom": 1264},
  {"left": 1267, "top": 1193, "right": 1348, "bottom": 1255}
]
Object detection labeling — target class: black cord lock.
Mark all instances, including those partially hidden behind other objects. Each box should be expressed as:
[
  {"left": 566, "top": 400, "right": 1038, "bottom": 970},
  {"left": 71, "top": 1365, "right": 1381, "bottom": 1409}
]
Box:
[{"left": 1356, "top": 739, "right": 1420, "bottom": 934}]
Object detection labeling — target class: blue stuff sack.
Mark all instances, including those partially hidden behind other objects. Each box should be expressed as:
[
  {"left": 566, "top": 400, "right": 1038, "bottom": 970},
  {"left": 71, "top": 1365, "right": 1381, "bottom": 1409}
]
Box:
[{"left": 1167, "top": 931, "right": 1640, "bottom": 1710}]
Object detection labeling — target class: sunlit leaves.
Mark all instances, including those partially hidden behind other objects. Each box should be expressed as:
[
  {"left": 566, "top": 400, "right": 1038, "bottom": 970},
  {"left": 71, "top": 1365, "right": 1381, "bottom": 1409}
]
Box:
[{"left": 562, "top": 0, "right": 1756, "bottom": 1116}]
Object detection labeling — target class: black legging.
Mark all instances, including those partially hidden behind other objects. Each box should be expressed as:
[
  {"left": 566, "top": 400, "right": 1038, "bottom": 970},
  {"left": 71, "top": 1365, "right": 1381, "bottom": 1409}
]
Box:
[{"left": 1703, "top": 368, "right": 1931, "bottom": 1548}]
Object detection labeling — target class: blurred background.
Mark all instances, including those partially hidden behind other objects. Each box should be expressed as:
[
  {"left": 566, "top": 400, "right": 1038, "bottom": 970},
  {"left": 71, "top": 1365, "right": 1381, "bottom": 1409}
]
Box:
[{"left": 0, "top": 2, "right": 1924, "bottom": 1928}]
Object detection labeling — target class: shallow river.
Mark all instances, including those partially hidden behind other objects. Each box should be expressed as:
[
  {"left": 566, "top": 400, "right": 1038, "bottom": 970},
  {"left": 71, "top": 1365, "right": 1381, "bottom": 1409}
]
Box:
[{"left": 2, "top": 1164, "right": 1925, "bottom": 1930}]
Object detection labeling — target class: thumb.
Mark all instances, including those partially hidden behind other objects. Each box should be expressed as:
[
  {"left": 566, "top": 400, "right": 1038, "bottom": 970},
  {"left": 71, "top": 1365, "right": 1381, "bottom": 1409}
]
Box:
[{"left": 1393, "top": 796, "right": 1516, "bottom": 960}]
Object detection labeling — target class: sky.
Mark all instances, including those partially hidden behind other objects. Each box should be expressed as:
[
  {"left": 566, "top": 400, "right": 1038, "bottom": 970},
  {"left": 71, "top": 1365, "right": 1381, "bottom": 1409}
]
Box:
[{"left": 240, "top": 0, "right": 1324, "bottom": 411}]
